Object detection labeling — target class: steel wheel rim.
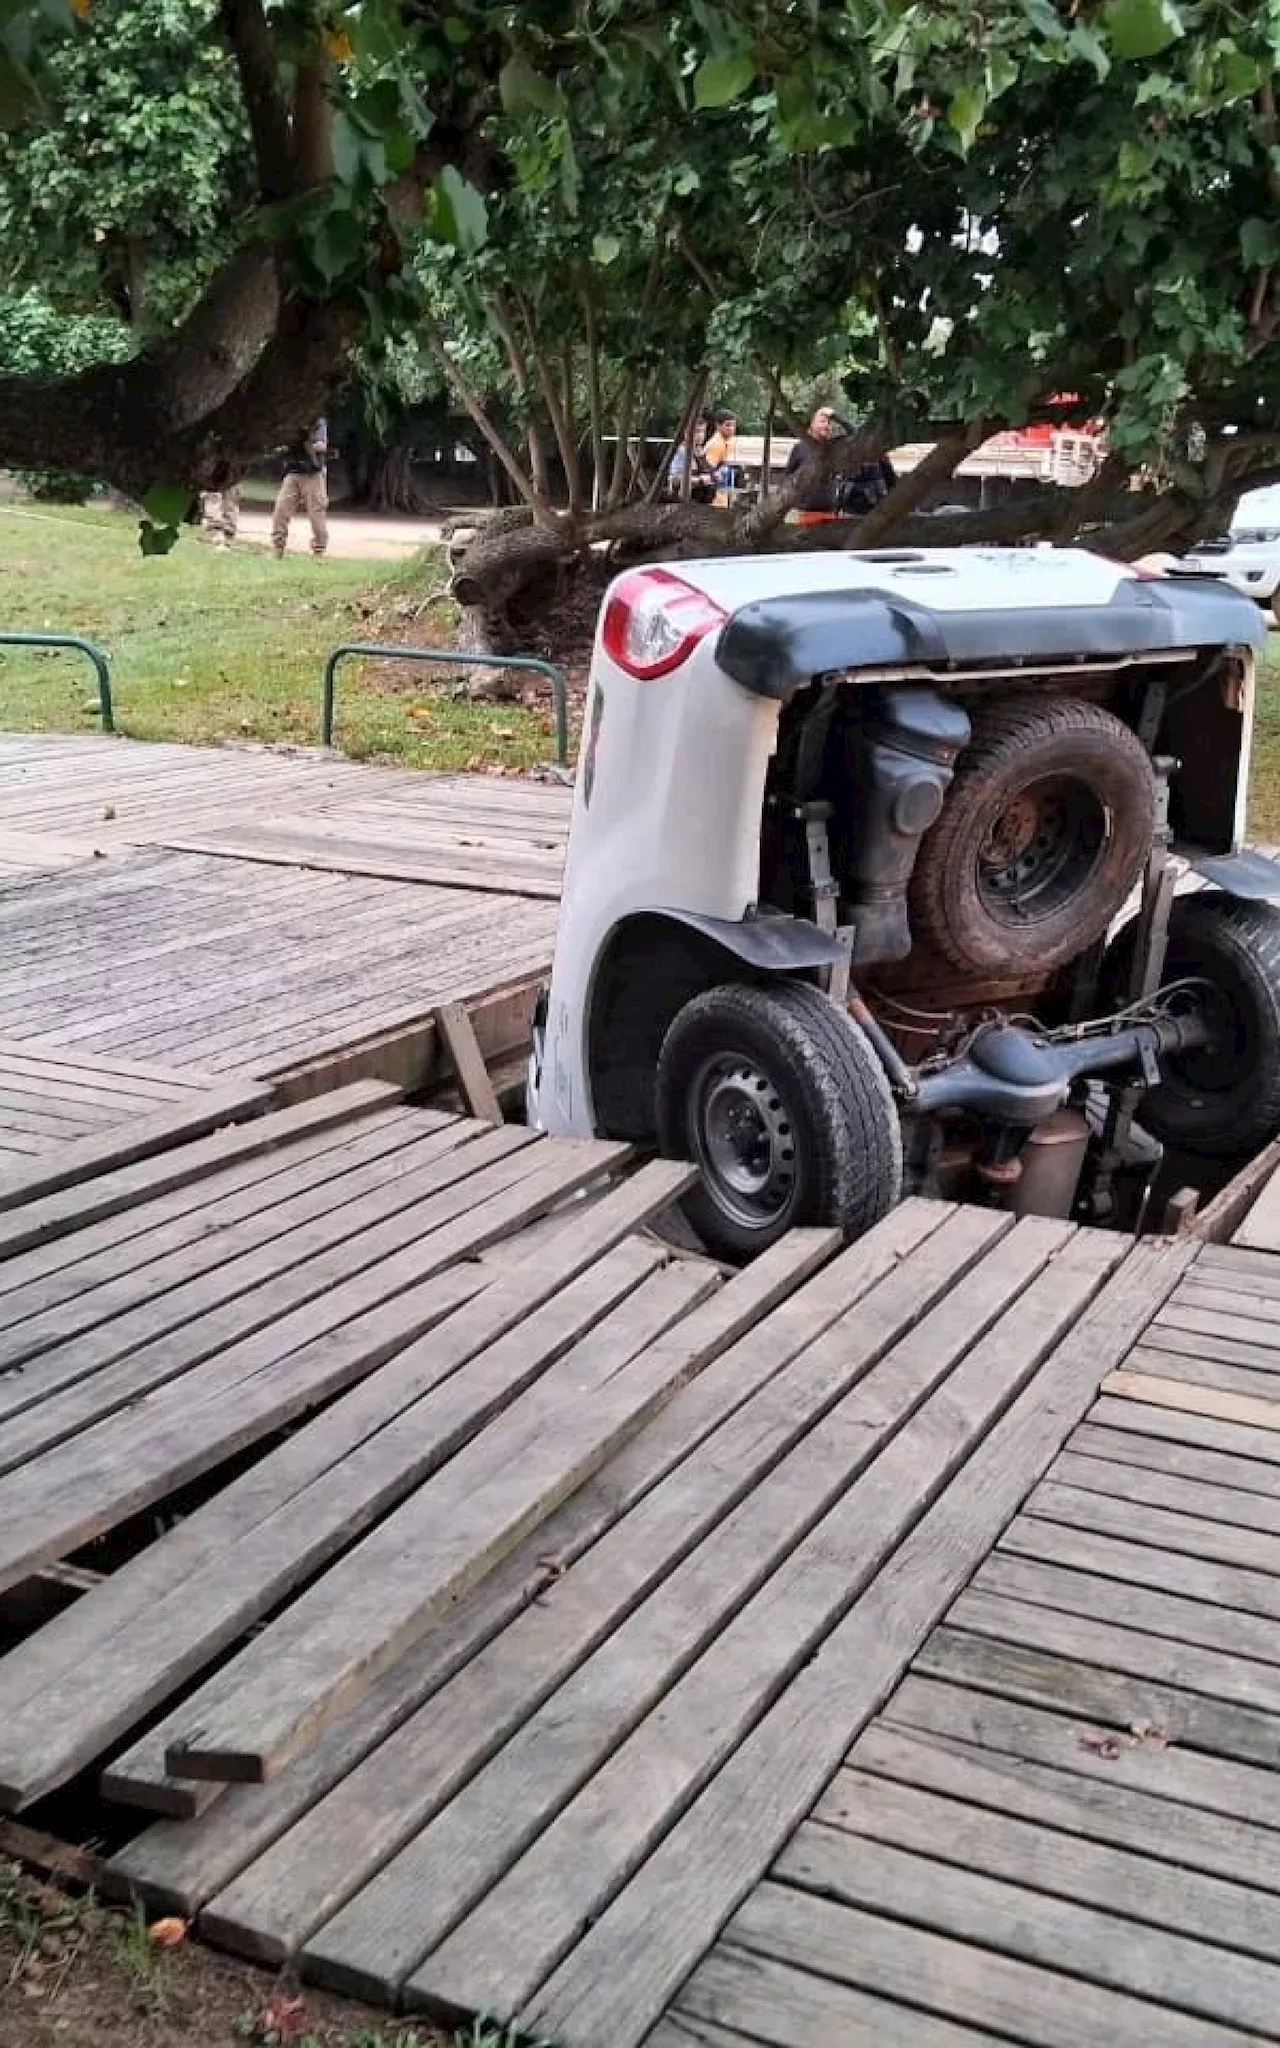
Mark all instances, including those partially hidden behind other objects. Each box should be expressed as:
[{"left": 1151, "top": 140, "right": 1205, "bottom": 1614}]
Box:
[
  {"left": 688, "top": 1052, "right": 798, "bottom": 1231},
  {"left": 976, "top": 774, "right": 1108, "bottom": 922}
]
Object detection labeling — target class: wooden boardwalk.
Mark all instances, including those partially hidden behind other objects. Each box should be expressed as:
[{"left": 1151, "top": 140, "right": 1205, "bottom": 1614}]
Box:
[
  {"left": 0, "top": 733, "right": 570, "bottom": 894},
  {"left": 0, "top": 734, "right": 568, "bottom": 1099},
  {"left": 7, "top": 1079, "right": 1274, "bottom": 2046}
]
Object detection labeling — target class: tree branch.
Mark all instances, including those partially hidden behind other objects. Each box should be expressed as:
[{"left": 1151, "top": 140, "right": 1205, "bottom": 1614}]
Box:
[
  {"left": 422, "top": 319, "right": 539, "bottom": 509},
  {"left": 217, "top": 0, "right": 295, "bottom": 199}
]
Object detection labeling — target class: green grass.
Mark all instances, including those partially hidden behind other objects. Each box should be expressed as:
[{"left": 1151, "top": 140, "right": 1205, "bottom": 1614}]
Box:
[
  {"left": 0, "top": 501, "right": 553, "bottom": 771},
  {"left": 1249, "top": 638, "right": 1280, "bottom": 841}
]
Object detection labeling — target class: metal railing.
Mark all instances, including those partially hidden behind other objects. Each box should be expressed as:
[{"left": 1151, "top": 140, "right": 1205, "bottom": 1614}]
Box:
[
  {"left": 321, "top": 642, "right": 569, "bottom": 767},
  {"left": 0, "top": 632, "right": 115, "bottom": 732}
]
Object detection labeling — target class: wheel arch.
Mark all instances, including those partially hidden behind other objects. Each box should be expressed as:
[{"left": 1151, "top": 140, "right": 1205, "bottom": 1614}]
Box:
[{"left": 585, "top": 909, "right": 845, "bottom": 1143}]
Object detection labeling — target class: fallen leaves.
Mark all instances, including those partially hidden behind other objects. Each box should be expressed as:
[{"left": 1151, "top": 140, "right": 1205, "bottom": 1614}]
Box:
[
  {"left": 1079, "top": 1721, "right": 1176, "bottom": 1761},
  {"left": 146, "top": 1916, "right": 188, "bottom": 1949}
]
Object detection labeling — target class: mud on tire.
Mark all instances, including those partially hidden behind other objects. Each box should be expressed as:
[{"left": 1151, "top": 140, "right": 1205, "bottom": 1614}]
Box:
[{"left": 909, "top": 694, "right": 1156, "bottom": 978}]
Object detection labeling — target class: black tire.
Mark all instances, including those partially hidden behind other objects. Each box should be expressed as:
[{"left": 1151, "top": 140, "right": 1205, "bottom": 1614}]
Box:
[
  {"left": 654, "top": 980, "right": 902, "bottom": 1261},
  {"left": 909, "top": 695, "right": 1156, "bottom": 977},
  {"left": 1104, "top": 894, "right": 1280, "bottom": 1160}
]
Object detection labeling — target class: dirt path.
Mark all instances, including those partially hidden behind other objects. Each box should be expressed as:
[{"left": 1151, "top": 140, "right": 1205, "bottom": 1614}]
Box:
[{"left": 237, "top": 508, "right": 446, "bottom": 561}]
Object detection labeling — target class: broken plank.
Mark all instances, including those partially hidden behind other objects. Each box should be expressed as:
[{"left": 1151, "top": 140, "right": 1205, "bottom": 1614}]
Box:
[
  {"left": 7, "top": 1242, "right": 666, "bottom": 1812},
  {"left": 164, "top": 1258, "right": 719, "bottom": 1786},
  {"left": 200, "top": 1207, "right": 1001, "bottom": 1964},
  {"left": 109, "top": 1221, "right": 911, "bottom": 1914},
  {"left": 434, "top": 1001, "right": 502, "bottom": 1124}
]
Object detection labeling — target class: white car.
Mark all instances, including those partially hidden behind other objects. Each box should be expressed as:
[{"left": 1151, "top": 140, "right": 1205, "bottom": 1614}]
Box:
[
  {"left": 1185, "top": 484, "right": 1280, "bottom": 618},
  {"left": 529, "top": 547, "right": 1280, "bottom": 1259}
]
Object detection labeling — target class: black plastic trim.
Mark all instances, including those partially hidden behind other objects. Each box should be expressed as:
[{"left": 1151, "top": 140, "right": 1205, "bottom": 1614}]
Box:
[
  {"left": 715, "top": 576, "right": 1266, "bottom": 701},
  {"left": 658, "top": 907, "right": 847, "bottom": 971}
]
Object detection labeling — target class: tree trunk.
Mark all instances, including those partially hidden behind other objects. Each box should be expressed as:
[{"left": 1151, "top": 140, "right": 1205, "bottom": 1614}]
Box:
[{"left": 364, "top": 444, "right": 428, "bottom": 514}]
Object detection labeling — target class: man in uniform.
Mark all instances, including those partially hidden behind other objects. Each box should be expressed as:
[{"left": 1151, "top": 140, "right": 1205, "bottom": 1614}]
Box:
[{"left": 271, "top": 418, "right": 329, "bottom": 557}]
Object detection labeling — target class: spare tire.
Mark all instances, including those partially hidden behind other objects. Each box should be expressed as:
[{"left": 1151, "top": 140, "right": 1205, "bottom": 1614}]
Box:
[{"left": 908, "top": 694, "right": 1156, "bottom": 977}]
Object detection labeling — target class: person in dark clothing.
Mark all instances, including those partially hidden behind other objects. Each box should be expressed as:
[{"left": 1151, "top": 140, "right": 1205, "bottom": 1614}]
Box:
[
  {"left": 785, "top": 404, "right": 897, "bottom": 523},
  {"left": 271, "top": 418, "right": 329, "bottom": 557}
]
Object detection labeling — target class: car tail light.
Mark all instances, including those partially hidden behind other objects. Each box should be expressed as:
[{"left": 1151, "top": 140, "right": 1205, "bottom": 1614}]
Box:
[{"left": 601, "top": 568, "right": 727, "bottom": 680}]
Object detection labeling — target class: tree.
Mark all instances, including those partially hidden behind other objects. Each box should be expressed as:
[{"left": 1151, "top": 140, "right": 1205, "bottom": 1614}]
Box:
[{"left": 0, "top": 0, "right": 1278, "bottom": 578}]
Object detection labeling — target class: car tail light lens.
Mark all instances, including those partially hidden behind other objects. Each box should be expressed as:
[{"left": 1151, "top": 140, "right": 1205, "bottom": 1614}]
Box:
[{"left": 601, "top": 568, "right": 727, "bottom": 679}]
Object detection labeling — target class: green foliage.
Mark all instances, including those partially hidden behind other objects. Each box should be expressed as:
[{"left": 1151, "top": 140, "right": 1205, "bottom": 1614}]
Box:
[
  {"left": 0, "top": 0, "right": 249, "bottom": 330},
  {"left": 0, "top": 286, "right": 131, "bottom": 495}
]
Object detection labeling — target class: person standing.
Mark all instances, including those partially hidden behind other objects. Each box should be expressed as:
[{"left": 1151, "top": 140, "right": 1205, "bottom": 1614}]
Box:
[
  {"left": 271, "top": 418, "right": 329, "bottom": 557},
  {"left": 785, "top": 404, "right": 896, "bottom": 524},
  {"left": 704, "top": 407, "right": 740, "bottom": 491},
  {"left": 200, "top": 484, "right": 240, "bottom": 548}
]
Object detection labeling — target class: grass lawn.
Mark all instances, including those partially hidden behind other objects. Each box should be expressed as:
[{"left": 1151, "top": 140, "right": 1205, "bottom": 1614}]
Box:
[{"left": 0, "top": 501, "right": 554, "bottom": 772}]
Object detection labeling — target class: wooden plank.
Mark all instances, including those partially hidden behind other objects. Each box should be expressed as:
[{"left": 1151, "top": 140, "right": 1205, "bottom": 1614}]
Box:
[
  {"left": 435, "top": 1000, "right": 502, "bottom": 1124},
  {"left": 0, "top": 1107, "right": 499, "bottom": 1384},
  {"left": 1155, "top": 1300, "right": 1280, "bottom": 1355},
  {"left": 0, "top": 1132, "right": 543, "bottom": 1471},
  {"left": 375, "top": 1223, "right": 1114, "bottom": 2022},
  {"left": 977, "top": 1547, "right": 1280, "bottom": 1665},
  {"left": 512, "top": 1234, "right": 1191, "bottom": 2048},
  {"left": 886, "top": 1672, "right": 1280, "bottom": 1835},
  {"left": 668, "top": 1944, "right": 1005, "bottom": 2048},
  {"left": 0, "top": 1103, "right": 431, "bottom": 1331},
  {"left": 0, "top": 1108, "right": 477, "bottom": 1381},
  {"left": 1028, "top": 1474, "right": 1280, "bottom": 1575},
  {"left": 1229, "top": 1157, "right": 1280, "bottom": 1249},
  {"left": 948, "top": 1585, "right": 1280, "bottom": 1714},
  {"left": 163, "top": 1256, "right": 728, "bottom": 1786},
  {"left": 1050, "top": 1447, "right": 1280, "bottom": 1535},
  {"left": 1088, "top": 1391, "right": 1280, "bottom": 1464},
  {"left": 199, "top": 1207, "right": 1005, "bottom": 1963},
  {"left": 915, "top": 1628, "right": 1280, "bottom": 1768},
  {"left": 0, "top": 1140, "right": 634, "bottom": 1594},
  {"left": 268, "top": 975, "right": 541, "bottom": 1106},
  {"left": 109, "top": 1218, "right": 918, "bottom": 1915},
  {"left": 0, "top": 1080, "right": 401, "bottom": 1263},
  {"left": 0, "top": 1038, "right": 229, "bottom": 1089},
  {"left": 1104, "top": 1367, "right": 1280, "bottom": 1434},
  {"left": 1141, "top": 1325, "right": 1280, "bottom": 1377},
  {"left": 851, "top": 1718, "right": 1280, "bottom": 1892},
  {"left": 85, "top": 1243, "right": 677, "bottom": 1813},
  {"left": 812, "top": 1761, "right": 1280, "bottom": 1956},
  {"left": 726, "top": 1882, "right": 1242, "bottom": 2048},
  {"left": 1070, "top": 1419, "right": 1280, "bottom": 1496},
  {"left": 4, "top": 1241, "right": 667, "bottom": 1811},
  {"left": 774, "top": 1820, "right": 1280, "bottom": 2037},
  {"left": 1000, "top": 1515, "right": 1280, "bottom": 1623},
  {"left": 0, "top": 1081, "right": 272, "bottom": 1208}
]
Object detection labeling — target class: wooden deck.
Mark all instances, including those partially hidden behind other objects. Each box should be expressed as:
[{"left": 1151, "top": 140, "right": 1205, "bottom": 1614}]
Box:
[
  {"left": 0, "top": 734, "right": 568, "bottom": 1101},
  {"left": 6, "top": 1077, "right": 1274, "bottom": 2046},
  {"left": 7, "top": 734, "right": 1280, "bottom": 2045},
  {"left": 0, "top": 733, "right": 571, "bottom": 895}
]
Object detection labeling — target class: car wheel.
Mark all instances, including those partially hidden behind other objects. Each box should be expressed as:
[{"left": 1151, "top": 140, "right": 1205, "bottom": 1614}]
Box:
[
  {"left": 908, "top": 695, "right": 1156, "bottom": 977},
  {"left": 1104, "top": 894, "right": 1280, "bottom": 1160},
  {"left": 655, "top": 980, "right": 902, "bottom": 1261}
]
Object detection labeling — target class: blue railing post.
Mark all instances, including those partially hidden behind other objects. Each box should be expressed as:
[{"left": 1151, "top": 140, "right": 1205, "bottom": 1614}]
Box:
[
  {"left": 321, "top": 643, "right": 569, "bottom": 768},
  {"left": 0, "top": 632, "right": 115, "bottom": 732}
]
